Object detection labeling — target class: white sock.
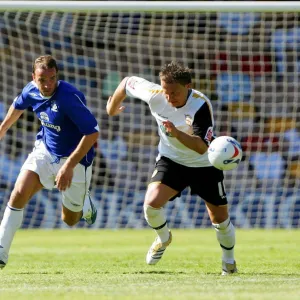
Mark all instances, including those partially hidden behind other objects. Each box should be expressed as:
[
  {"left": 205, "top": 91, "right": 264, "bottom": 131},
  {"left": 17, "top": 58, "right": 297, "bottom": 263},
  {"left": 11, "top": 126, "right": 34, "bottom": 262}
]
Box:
[
  {"left": 0, "top": 205, "right": 24, "bottom": 253},
  {"left": 144, "top": 205, "right": 170, "bottom": 243},
  {"left": 212, "top": 217, "right": 235, "bottom": 264},
  {"left": 82, "top": 195, "right": 92, "bottom": 218}
]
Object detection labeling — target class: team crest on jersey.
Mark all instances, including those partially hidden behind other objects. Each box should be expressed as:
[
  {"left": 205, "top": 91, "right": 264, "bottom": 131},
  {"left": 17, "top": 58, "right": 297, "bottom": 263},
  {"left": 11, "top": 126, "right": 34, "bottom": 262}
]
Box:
[
  {"left": 185, "top": 114, "right": 193, "bottom": 126},
  {"left": 29, "top": 92, "right": 38, "bottom": 97},
  {"left": 51, "top": 102, "right": 58, "bottom": 112},
  {"left": 40, "top": 112, "right": 49, "bottom": 122},
  {"left": 204, "top": 126, "right": 213, "bottom": 144}
]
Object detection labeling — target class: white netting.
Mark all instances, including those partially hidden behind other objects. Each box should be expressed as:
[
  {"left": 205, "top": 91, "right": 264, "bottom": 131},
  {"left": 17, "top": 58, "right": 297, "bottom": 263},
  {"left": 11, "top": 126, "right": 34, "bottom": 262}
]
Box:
[{"left": 0, "top": 6, "right": 299, "bottom": 228}]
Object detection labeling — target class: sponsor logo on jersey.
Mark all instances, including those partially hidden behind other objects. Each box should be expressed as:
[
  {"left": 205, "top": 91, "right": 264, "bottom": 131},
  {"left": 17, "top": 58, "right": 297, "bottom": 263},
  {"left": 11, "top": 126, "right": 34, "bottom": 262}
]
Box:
[
  {"left": 40, "top": 112, "right": 49, "bottom": 121},
  {"left": 204, "top": 126, "right": 213, "bottom": 144},
  {"left": 157, "top": 113, "right": 168, "bottom": 120},
  {"left": 160, "top": 124, "right": 173, "bottom": 137},
  {"left": 40, "top": 120, "right": 61, "bottom": 132}
]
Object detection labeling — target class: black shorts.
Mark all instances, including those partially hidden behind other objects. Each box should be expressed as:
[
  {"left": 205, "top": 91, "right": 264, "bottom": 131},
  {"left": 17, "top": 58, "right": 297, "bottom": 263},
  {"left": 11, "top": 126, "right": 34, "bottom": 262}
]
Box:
[{"left": 149, "top": 156, "right": 227, "bottom": 206}]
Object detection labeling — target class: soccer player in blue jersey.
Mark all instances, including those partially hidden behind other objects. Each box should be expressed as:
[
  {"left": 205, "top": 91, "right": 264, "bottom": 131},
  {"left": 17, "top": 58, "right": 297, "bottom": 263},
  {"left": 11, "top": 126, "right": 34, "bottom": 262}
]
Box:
[
  {"left": 106, "top": 62, "right": 237, "bottom": 275},
  {"left": 0, "top": 55, "right": 99, "bottom": 268}
]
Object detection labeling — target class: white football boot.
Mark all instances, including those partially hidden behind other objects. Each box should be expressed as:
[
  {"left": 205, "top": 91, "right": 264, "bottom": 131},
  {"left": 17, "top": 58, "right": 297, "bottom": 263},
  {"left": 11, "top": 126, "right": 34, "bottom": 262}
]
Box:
[
  {"left": 222, "top": 260, "right": 237, "bottom": 275},
  {"left": 146, "top": 231, "right": 172, "bottom": 265}
]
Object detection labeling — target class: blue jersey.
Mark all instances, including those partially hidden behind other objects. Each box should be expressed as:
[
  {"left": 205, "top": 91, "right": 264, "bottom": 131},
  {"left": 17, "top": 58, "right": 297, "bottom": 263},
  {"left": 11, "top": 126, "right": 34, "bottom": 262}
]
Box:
[{"left": 13, "top": 80, "right": 99, "bottom": 167}]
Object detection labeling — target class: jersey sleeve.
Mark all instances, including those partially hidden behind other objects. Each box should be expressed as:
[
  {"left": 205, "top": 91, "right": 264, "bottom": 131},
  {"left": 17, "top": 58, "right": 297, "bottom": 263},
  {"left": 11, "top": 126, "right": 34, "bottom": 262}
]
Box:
[
  {"left": 192, "top": 102, "right": 214, "bottom": 146},
  {"left": 125, "top": 76, "right": 162, "bottom": 104},
  {"left": 13, "top": 92, "right": 30, "bottom": 110},
  {"left": 63, "top": 93, "right": 99, "bottom": 135},
  {"left": 13, "top": 82, "right": 37, "bottom": 110}
]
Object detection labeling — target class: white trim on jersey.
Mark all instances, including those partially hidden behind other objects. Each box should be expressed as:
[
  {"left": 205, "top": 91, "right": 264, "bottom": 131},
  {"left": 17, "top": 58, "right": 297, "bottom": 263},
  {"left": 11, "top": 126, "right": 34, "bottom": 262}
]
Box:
[
  {"left": 196, "top": 91, "right": 215, "bottom": 128},
  {"left": 74, "top": 93, "right": 87, "bottom": 107}
]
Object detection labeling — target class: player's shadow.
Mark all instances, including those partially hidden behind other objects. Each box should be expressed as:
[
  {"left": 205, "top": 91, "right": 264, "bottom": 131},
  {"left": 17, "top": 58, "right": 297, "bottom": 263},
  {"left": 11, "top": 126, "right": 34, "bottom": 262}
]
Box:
[
  {"left": 16, "top": 271, "right": 64, "bottom": 275},
  {"left": 205, "top": 271, "right": 300, "bottom": 277},
  {"left": 92, "top": 270, "right": 186, "bottom": 275},
  {"left": 126, "top": 270, "right": 186, "bottom": 275}
]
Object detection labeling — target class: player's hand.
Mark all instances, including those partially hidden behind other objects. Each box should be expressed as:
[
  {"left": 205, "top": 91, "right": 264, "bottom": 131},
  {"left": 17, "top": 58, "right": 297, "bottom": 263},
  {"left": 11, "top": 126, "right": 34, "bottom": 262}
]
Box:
[
  {"left": 106, "top": 96, "right": 126, "bottom": 116},
  {"left": 162, "top": 120, "right": 179, "bottom": 138},
  {"left": 0, "top": 129, "right": 5, "bottom": 140},
  {"left": 55, "top": 165, "right": 74, "bottom": 191}
]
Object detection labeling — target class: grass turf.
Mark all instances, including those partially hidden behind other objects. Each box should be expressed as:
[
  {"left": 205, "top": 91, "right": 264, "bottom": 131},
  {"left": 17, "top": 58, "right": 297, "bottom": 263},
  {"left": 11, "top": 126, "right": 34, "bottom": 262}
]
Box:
[{"left": 0, "top": 229, "right": 300, "bottom": 300}]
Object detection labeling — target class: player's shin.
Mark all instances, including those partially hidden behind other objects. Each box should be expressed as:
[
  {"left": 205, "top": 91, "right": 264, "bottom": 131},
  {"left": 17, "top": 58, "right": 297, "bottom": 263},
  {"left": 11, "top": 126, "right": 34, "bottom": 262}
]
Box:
[
  {"left": 212, "top": 217, "right": 235, "bottom": 264},
  {"left": 144, "top": 205, "right": 169, "bottom": 242},
  {"left": 0, "top": 205, "right": 24, "bottom": 264}
]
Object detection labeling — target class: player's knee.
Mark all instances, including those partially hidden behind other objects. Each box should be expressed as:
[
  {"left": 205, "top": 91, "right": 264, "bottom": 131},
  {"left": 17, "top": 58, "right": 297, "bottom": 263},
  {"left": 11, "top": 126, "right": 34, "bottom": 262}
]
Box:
[
  {"left": 212, "top": 217, "right": 232, "bottom": 231},
  {"left": 143, "top": 204, "right": 161, "bottom": 219},
  {"left": 9, "top": 189, "right": 28, "bottom": 209},
  {"left": 61, "top": 215, "right": 79, "bottom": 227},
  {"left": 210, "top": 211, "right": 229, "bottom": 226}
]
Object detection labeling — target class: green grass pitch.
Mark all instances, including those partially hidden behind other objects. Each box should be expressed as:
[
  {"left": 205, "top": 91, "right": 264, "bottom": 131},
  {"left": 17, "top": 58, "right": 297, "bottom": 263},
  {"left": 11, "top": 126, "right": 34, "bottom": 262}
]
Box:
[{"left": 0, "top": 229, "right": 300, "bottom": 300}]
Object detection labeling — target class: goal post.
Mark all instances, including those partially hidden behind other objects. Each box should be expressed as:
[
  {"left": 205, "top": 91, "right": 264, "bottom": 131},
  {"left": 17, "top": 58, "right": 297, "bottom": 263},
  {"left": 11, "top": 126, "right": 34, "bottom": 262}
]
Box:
[{"left": 0, "top": 1, "right": 299, "bottom": 229}]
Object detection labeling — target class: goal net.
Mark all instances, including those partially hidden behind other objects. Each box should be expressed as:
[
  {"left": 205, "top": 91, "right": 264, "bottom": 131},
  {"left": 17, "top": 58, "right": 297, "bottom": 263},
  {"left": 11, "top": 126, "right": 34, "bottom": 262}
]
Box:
[{"left": 0, "top": 2, "right": 299, "bottom": 229}]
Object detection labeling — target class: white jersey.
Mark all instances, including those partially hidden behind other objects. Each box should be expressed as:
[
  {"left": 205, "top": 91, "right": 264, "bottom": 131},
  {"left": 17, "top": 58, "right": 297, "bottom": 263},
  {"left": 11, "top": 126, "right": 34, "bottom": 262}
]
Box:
[{"left": 125, "top": 76, "right": 215, "bottom": 167}]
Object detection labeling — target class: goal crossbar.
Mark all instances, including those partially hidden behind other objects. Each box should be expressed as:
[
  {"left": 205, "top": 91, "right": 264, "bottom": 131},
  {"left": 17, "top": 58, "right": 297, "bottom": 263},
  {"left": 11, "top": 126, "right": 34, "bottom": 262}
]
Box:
[{"left": 1, "top": 1, "right": 300, "bottom": 13}]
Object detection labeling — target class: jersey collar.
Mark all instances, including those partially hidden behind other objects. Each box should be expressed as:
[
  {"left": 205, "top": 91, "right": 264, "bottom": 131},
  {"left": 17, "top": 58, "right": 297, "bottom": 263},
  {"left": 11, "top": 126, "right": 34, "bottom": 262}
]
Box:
[
  {"left": 32, "top": 81, "right": 60, "bottom": 99},
  {"left": 175, "top": 89, "right": 192, "bottom": 110}
]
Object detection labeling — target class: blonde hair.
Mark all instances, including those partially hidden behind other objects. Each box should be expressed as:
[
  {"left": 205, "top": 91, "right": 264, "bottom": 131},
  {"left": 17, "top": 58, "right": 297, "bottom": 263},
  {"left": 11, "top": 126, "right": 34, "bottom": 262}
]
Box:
[
  {"left": 32, "top": 55, "right": 58, "bottom": 73},
  {"left": 159, "top": 61, "right": 192, "bottom": 85}
]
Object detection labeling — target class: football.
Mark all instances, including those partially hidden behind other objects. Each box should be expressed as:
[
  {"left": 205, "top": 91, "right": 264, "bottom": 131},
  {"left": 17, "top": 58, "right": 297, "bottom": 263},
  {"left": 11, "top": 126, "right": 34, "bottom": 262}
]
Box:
[{"left": 208, "top": 136, "right": 242, "bottom": 171}]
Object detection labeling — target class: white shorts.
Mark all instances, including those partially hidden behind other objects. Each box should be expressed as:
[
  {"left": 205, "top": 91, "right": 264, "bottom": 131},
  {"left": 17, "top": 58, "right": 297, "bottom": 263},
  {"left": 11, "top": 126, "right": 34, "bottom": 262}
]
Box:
[{"left": 21, "top": 140, "right": 92, "bottom": 213}]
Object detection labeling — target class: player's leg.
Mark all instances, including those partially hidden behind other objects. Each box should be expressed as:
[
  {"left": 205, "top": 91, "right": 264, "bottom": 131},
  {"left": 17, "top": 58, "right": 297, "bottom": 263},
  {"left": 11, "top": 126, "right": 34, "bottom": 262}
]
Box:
[
  {"left": 61, "top": 164, "right": 97, "bottom": 226},
  {"left": 204, "top": 201, "right": 237, "bottom": 275},
  {"left": 191, "top": 166, "right": 237, "bottom": 275},
  {"left": 61, "top": 191, "right": 97, "bottom": 226},
  {"left": 144, "top": 183, "right": 177, "bottom": 265},
  {"left": 144, "top": 157, "right": 187, "bottom": 265},
  {"left": 61, "top": 205, "right": 83, "bottom": 226},
  {"left": 0, "top": 170, "right": 43, "bottom": 268}
]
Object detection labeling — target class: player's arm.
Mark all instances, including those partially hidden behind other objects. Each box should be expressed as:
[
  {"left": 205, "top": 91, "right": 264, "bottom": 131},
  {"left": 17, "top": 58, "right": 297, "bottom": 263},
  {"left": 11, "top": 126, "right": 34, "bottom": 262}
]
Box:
[
  {"left": 56, "top": 92, "right": 100, "bottom": 191},
  {"left": 63, "top": 131, "right": 99, "bottom": 169},
  {"left": 163, "top": 121, "right": 208, "bottom": 154},
  {"left": 0, "top": 105, "right": 24, "bottom": 140},
  {"left": 106, "top": 77, "right": 129, "bottom": 116},
  {"left": 163, "top": 102, "right": 214, "bottom": 155},
  {"left": 55, "top": 131, "right": 99, "bottom": 191}
]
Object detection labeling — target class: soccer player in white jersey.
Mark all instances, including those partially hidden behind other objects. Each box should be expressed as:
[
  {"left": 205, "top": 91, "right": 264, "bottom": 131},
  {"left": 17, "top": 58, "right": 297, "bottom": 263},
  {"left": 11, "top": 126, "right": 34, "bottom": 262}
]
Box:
[
  {"left": 0, "top": 55, "right": 99, "bottom": 268},
  {"left": 106, "top": 61, "right": 237, "bottom": 275}
]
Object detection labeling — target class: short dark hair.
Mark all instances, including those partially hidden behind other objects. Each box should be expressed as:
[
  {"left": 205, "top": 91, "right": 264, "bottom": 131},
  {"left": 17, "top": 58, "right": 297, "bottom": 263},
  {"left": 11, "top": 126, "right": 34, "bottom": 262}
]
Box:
[
  {"left": 32, "top": 55, "right": 58, "bottom": 73},
  {"left": 159, "top": 61, "right": 192, "bottom": 85}
]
